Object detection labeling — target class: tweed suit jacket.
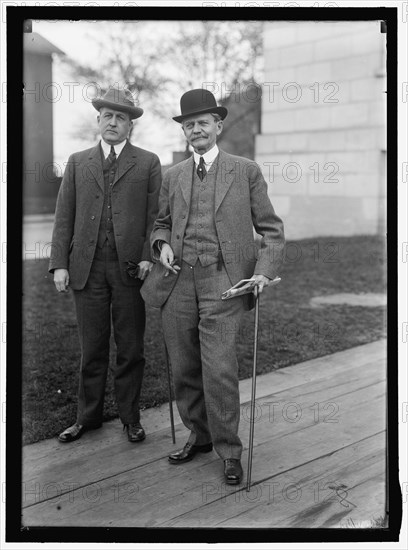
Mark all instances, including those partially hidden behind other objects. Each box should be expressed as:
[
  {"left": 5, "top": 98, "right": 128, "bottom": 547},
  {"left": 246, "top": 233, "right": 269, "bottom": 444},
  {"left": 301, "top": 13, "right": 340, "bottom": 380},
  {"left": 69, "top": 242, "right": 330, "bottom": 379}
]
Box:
[
  {"left": 141, "top": 149, "right": 285, "bottom": 309},
  {"left": 49, "top": 140, "right": 161, "bottom": 289}
]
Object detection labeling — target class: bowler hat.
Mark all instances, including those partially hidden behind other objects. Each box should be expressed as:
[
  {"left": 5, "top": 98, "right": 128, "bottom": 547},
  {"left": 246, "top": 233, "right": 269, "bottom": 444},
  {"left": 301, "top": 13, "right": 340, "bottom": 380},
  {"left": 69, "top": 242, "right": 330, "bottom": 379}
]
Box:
[
  {"left": 173, "top": 89, "right": 228, "bottom": 123},
  {"left": 92, "top": 87, "right": 143, "bottom": 120}
]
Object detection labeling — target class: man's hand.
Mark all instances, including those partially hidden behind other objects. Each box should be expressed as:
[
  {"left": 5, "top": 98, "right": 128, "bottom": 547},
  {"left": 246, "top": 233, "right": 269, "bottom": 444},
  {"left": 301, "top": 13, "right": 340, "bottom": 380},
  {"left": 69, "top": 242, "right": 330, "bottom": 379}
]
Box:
[
  {"left": 137, "top": 261, "right": 153, "bottom": 281},
  {"left": 54, "top": 268, "right": 70, "bottom": 292},
  {"left": 249, "top": 274, "right": 271, "bottom": 293},
  {"left": 160, "top": 243, "right": 181, "bottom": 277}
]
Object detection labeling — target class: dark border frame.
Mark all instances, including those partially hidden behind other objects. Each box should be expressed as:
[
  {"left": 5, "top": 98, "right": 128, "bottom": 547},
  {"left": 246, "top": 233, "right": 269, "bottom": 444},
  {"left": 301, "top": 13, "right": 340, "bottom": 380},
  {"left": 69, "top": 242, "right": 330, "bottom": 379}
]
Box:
[{"left": 6, "top": 4, "right": 400, "bottom": 544}]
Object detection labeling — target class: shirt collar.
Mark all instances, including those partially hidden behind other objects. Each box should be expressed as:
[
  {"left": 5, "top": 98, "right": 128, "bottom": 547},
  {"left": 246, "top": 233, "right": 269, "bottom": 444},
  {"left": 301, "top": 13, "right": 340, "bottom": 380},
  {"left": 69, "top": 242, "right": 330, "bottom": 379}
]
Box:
[
  {"left": 100, "top": 139, "right": 127, "bottom": 159},
  {"left": 193, "top": 144, "right": 219, "bottom": 166}
]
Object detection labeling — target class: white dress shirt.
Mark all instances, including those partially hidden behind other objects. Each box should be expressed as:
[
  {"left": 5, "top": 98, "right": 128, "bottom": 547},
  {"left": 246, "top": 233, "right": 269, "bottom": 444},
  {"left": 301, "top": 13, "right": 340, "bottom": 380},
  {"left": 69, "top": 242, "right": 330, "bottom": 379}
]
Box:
[
  {"left": 100, "top": 139, "right": 127, "bottom": 159},
  {"left": 193, "top": 144, "right": 219, "bottom": 171}
]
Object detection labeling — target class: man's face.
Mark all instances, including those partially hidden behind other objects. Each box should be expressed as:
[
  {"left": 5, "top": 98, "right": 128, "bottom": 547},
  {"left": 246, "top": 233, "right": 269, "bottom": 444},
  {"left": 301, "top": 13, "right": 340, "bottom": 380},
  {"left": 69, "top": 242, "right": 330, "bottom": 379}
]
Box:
[
  {"left": 97, "top": 108, "right": 133, "bottom": 145},
  {"left": 182, "top": 113, "right": 223, "bottom": 154}
]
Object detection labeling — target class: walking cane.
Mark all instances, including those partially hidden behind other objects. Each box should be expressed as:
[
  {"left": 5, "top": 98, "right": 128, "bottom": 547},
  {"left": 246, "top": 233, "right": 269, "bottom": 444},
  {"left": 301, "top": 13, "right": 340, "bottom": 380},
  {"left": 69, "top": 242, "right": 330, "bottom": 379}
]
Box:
[
  {"left": 163, "top": 339, "right": 176, "bottom": 444},
  {"left": 246, "top": 284, "right": 260, "bottom": 492}
]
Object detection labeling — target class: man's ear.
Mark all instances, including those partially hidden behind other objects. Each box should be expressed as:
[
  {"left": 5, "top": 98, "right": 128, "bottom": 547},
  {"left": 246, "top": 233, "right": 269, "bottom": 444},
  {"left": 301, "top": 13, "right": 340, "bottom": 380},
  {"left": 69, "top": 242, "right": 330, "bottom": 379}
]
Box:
[
  {"left": 97, "top": 114, "right": 100, "bottom": 124},
  {"left": 216, "top": 120, "right": 223, "bottom": 136}
]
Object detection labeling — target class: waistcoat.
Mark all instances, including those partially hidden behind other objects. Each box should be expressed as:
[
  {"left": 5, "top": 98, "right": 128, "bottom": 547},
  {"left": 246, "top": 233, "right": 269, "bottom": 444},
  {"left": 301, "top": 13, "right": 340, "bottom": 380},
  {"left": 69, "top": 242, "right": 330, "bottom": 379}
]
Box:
[
  {"left": 182, "top": 156, "right": 220, "bottom": 266},
  {"left": 97, "top": 147, "right": 117, "bottom": 249}
]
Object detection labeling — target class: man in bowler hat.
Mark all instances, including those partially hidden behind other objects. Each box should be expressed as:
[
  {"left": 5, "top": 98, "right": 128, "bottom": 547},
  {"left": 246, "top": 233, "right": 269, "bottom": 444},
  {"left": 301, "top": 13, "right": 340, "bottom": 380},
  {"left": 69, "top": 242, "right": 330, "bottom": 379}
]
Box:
[
  {"left": 49, "top": 87, "right": 161, "bottom": 443},
  {"left": 142, "top": 89, "right": 285, "bottom": 484}
]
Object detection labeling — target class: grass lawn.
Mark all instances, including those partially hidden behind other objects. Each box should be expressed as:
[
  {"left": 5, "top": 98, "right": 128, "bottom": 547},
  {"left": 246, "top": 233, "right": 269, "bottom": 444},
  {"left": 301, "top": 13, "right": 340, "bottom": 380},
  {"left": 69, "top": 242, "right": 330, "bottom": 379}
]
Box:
[{"left": 22, "top": 235, "right": 387, "bottom": 444}]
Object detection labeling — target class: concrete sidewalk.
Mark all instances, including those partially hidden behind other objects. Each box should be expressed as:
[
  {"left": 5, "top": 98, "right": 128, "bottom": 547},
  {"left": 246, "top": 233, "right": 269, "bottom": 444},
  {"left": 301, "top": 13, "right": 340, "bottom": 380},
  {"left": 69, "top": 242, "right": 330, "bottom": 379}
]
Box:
[{"left": 23, "top": 215, "right": 54, "bottom": 260}]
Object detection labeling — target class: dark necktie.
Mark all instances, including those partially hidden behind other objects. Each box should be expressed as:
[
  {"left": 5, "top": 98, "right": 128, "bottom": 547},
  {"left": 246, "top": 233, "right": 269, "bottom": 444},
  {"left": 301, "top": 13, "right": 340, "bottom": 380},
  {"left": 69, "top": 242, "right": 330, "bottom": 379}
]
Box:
[
  {"left": 197, "top": 156, "right": 206, "bottom": 181},
  {"left": 107, "top": 145, "right": 117, "bottom": 166}
]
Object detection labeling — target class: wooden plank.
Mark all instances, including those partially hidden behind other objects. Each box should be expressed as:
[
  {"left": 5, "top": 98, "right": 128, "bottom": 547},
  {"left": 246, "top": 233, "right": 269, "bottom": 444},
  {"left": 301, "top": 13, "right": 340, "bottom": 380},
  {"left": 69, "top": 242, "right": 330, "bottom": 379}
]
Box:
[
  {"left": 23, "top": 339, "right": 386, "bottom": 465},
  {"left": 218, "top": 454, "right": 385, "bottom": 528},
  {"left": 22, "top": 354, "right": 385, "bottom": 506},
  {"left": 165, "top": 432, "right": 386, "bottom": 528},
  {"left": 22, "top": 357, "right": 385, "bottom": 509},
  {"left": 160, "top": 426, "right": 386, "bottom": 528},
  {"left": 238, "top": 339, "right": 386, "bottom": 403},
  {"left": 22, "top": 378, "right": 385, "bottom": 526}
]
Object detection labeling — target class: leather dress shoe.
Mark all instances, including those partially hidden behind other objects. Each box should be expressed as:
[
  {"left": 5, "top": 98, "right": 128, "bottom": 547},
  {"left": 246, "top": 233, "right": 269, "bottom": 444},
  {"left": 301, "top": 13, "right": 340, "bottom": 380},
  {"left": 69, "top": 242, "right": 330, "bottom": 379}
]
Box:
[
  {"left": 168, "top": 441, "right": 213, "bottom": 464},
  {"left": 124, "top": 423, "right": 146, "bottom": 442},
  {"left": 58, "top": 422, "right": 101, "bottom": 443},
  {"left": 224, "top": 459, "right": 243, "bottom": 485}
]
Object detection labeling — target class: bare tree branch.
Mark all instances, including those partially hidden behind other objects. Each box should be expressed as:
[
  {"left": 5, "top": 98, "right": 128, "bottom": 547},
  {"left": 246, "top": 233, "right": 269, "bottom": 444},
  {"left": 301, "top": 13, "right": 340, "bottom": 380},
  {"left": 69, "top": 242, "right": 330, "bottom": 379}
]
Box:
[{"left": 61, "top": 21, "right": 263, "bottom": 145}]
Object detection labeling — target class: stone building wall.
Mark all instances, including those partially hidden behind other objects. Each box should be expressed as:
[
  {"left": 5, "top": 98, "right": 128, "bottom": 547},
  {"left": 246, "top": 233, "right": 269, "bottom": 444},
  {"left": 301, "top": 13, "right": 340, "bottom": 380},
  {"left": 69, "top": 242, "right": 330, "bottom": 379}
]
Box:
[{"left": 256, "top": 21, "right": 386, "bottom": 239}]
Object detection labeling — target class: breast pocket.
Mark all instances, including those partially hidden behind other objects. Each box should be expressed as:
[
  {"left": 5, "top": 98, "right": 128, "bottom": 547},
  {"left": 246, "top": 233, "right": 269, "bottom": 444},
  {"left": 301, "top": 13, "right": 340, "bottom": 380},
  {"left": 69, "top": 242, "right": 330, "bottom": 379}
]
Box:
[{"left": 123, "top": 162, "right": 145, "bottom": 181}]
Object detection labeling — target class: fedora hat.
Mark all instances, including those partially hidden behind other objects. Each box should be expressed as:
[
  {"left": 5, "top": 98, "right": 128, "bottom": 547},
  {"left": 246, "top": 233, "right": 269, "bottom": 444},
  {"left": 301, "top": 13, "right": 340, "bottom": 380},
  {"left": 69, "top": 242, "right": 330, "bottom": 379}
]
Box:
[
  {"left": 173, "top": 89, "right": 228, "bottom": 123},
  {"left": 92, "top": 87, "right": 143, "bottom": 120}
]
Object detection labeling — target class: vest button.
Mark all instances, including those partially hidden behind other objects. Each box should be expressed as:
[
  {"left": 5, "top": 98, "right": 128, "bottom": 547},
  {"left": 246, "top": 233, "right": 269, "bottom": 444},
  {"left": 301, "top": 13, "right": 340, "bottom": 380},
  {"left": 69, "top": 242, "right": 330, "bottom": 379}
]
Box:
[
  {"left": 95, "top": 195, "right": 100, "bottom": 199},
  {"left": 176, "top": 235, "right": 180, "bottom": 239}
]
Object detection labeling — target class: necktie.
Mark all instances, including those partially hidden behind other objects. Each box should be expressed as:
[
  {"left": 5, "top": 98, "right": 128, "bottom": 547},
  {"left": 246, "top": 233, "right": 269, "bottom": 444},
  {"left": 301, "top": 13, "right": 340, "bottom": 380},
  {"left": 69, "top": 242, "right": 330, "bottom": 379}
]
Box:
[
  {"left": 197, "top": 156, "right": 206, "bottom": 181},
  {"left": 107, "top": 145, "right": 117, "bottom": 165}
]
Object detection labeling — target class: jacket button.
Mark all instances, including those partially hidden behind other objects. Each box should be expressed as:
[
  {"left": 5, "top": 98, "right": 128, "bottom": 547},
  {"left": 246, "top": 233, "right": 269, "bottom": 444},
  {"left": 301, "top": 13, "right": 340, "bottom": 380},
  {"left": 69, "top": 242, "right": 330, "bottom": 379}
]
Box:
[
  {"left": 182, "top": 215, "right": 186, "bottom": 219},
  {"left": 176, "top": 235, "right": 180, "bottom": 239},
  {"left": 89, "top": 239, "right": 94, "bottom": 244},
  {"left": 91, "top": 216, "right": 95, "bottom": 220},
  {"left": 95, "top": 195, "right": 100, "bottom": 199}
]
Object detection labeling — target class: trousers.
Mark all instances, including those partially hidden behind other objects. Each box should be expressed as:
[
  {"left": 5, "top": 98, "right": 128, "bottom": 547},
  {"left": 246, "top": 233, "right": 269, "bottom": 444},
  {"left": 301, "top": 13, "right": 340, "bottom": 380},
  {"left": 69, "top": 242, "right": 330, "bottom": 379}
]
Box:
[
  {"left": 73, "top": 243, "right": 145, "bottom": 426},
  {"left": 162, "top": 260, "right": 245, "bottom": 459}
]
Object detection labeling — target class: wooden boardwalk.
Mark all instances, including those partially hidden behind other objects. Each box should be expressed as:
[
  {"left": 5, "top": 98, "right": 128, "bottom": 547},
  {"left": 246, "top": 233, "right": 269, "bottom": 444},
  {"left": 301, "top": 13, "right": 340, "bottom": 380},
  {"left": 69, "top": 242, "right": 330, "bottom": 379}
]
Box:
[{"left": 22, "top": 340, "right": 387, "bottom": 528}]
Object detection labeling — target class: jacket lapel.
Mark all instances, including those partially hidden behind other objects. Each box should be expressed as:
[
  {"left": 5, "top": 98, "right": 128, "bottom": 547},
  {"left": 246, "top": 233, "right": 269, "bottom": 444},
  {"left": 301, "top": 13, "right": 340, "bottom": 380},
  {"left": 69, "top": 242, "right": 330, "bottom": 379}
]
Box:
[
  {"left": 113, "top": 140, "right": 137, "bottom": 186},
  {"left": 84, "top": 143, "right": 104, "bottom": 191},
  {"left": 215, "top": 150, "right": 236, "bottom": 212},
  {"left": 178, "top": 156, "right": 194, "bottom": 207}
]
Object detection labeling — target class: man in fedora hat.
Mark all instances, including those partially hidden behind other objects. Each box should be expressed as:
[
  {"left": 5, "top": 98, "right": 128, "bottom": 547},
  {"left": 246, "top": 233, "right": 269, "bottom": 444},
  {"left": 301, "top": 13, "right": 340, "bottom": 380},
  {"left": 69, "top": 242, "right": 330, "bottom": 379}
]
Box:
[
  {"left": 141, "top": 89, "right": 285, "bottom": 484},
  {"left": 49, "top": 86, "right": 161, "bottom": 444}
]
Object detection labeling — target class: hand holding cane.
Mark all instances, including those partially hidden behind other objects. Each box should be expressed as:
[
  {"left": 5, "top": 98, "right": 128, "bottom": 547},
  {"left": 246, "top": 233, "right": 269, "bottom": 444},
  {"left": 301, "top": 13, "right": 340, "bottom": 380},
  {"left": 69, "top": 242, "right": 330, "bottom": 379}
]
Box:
[{"left": 221, "top": 275, "right": 281, "bottom": 490}]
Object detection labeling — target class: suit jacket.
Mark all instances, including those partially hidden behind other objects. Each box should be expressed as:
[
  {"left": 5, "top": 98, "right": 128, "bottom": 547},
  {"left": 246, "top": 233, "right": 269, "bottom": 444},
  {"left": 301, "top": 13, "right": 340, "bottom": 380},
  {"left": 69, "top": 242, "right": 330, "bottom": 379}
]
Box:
[
  {"left": 49, "top": 140, "right": 161, "bottom": 289},
  {"left": 141, "top": 149, "right": 284, "bottom": 309}
]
